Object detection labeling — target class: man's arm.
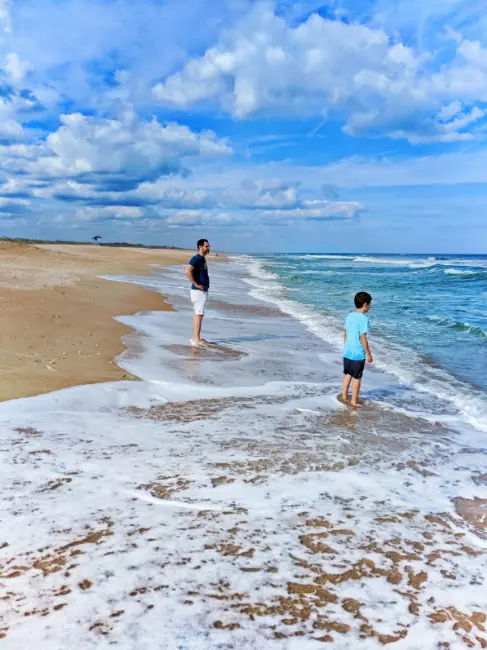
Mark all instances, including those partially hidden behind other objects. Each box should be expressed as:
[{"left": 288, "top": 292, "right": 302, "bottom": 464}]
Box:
[
  {"left": 185, "top": 264, "right": 204, "bottom": 291},
  {"left": 344, "top": 331, "right": 347, "bottom": 344},
  {"left": 360, "top": 333, "right": 373, "bottom": 363}
]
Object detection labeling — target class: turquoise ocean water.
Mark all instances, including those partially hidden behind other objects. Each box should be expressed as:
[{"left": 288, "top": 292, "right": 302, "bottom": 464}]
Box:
[{"left": 248, "top": 253, "right": 487, "bottom": 430}]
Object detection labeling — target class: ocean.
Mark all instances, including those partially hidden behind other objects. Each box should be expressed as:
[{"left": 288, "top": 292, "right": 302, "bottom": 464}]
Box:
[
  {"left": 247, "top": 253, "right": 487, "bottom": 432},
  {"left": 1, "top": 254, "right": 486, "bottom": 649}
]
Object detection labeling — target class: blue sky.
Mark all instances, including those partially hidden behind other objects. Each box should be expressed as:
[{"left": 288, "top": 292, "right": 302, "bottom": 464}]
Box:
[{"left": 0, "top": 0, "right": 486, "bottom": 252}]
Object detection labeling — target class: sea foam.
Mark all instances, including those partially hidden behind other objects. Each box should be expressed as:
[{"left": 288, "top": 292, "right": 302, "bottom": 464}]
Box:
[{"left": 1, "top": 258, "right": 486, "bottom": 649}]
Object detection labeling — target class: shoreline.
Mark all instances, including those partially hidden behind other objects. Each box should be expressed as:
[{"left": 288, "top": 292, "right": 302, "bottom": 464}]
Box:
[
  {"left": 0, "top": 243, "right": 198, "bottom": 402},
  {"left": 1, "top": 253, "right": 486, "bottom": 649}
]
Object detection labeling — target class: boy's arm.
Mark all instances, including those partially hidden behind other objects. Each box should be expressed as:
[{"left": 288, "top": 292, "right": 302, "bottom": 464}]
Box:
[
  {"left": 344, "top": 330, "right": 347, "bottom": 343},
  {"left": 360, "top": 333, "right": 373, "bottom": 363}
]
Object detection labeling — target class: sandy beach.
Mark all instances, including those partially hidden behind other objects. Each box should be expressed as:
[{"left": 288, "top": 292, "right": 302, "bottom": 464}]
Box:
[
  {"left": 0, "top": 243, "right": 192, "bottom": 401},
  {"left": 0, "top": 253, "right": 486, "bottom": 649}
]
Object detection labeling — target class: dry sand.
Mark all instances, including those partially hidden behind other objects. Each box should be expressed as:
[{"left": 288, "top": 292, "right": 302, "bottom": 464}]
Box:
[{"left": 0, "top": 243, "right": 195, "bottom": 401}]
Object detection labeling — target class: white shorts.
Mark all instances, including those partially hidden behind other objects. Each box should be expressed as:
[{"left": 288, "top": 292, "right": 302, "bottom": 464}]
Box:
[{"left": 190, "top": 289, "right": 208, "bottom": 316}]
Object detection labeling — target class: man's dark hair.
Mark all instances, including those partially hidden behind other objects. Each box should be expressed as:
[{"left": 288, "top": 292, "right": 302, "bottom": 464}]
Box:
[
  {"left": 197, "top": 238, "right": 209, "bottom": 249},
  {"left": 354, "top": 291, "right": 372, "bottom": 308}
]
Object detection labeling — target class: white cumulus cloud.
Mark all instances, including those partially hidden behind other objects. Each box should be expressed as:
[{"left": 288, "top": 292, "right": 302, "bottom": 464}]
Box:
[
  {"left": 0, "top": 0, "right": 11, "bottom": 32},
  {"left": 3, "top": 52, "right": 32, "bottom": 86},
  {"left": 167, "top": 210, "right": 244, "bottom": 229},
  {"left": 1, "top": 109, "right": 231, "bottom": 192},
  {"left": 262, "top": 199, "right": 364, "bottom": 221},
  {"left": 76, "top": 206, "right": 145, "bottom": 221},
  {"left": 153, "top": 2, "right": 487, "bottom": 143}
]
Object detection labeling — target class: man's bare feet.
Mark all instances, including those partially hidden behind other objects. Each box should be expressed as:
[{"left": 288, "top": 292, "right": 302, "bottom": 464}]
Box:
[{"left": 190, "top": 339, "right": 208, "bottom": 348}]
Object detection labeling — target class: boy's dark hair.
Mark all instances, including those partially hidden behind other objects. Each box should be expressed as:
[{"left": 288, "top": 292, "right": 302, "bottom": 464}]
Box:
[
  {"left": 197, "top": 238, "right": 209, "bottom": 249},
  {"left": 354, "top": 291, "right": 372, "bottom": 308}
]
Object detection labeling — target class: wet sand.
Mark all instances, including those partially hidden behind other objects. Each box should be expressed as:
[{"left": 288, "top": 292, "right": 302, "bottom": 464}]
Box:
[
  {"left": 0, "top": 243, "right": 198, "bottom": 401},
  {"left": 1, "top": 256, "right": 486, "bottom": 648}
]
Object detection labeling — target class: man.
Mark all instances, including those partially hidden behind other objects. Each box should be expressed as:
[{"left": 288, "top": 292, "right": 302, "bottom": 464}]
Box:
[{"left": 185, "top": 239, "right": 210, "bottom": 347}]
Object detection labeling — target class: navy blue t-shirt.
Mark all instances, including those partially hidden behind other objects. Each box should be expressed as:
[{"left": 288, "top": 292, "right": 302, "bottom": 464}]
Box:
[{"left": 189, "top": 254, "right": 210, "bottom": 291}]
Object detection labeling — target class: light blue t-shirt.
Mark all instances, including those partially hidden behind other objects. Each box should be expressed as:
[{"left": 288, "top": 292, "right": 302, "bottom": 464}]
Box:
[{"left": 344, "top": 312, "right": 369, "bottom": 360}]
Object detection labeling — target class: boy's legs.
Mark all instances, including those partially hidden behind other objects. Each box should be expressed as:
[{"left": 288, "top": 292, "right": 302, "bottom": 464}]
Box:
[
  {"left": 342, "top": 374, "right": 352, "bottom": 401},
  {"left": 350, "top": 378, "right": 361, "bottom": 406}
]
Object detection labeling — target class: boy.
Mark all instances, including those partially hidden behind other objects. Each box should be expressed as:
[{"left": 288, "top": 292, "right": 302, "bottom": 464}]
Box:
[{"left": 342, "top": 291, "right": 373, "bottom": 407}]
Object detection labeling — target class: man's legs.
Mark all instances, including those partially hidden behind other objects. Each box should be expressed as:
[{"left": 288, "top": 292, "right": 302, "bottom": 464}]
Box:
[
  {"left": 190, "top": 290, "right": 208, "bottom": 346},
  {"left": 192, "top": 314, "right": 204, "bottom": 344},
  {"left": 342, "top": 374, "right": 352, "bottom": 401}
]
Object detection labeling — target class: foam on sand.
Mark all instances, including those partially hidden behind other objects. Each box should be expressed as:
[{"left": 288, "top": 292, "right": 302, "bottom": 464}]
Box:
[{"left": 1, "top": 258, "right": 486, "bottom": 649}]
